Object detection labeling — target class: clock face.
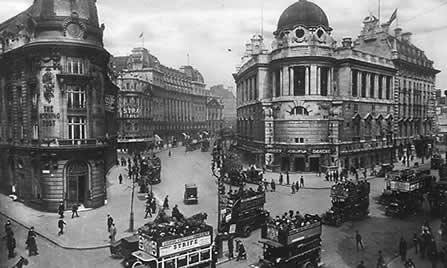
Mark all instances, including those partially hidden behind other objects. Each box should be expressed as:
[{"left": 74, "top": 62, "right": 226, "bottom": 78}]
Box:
[{"left": 66, "top": 23, "right": 82, "bottom": 38}]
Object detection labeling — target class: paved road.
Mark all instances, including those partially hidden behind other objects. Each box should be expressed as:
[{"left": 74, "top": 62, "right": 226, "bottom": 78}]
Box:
[{"left": 0, "top": 213, "right": 121, "bottom": 268}]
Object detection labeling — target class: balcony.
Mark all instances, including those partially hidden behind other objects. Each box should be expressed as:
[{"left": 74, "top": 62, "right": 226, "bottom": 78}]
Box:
[{"left": 18, "top": 138, "right": 114, "bottom": 150}]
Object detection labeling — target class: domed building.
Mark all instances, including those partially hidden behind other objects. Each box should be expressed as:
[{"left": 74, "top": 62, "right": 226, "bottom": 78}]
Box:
[
  {"left": 0, "top": 0, "right": 118, "bottom": 211},
  {"left": 234, "top": 0, "right": 439, "bottom": 172}
]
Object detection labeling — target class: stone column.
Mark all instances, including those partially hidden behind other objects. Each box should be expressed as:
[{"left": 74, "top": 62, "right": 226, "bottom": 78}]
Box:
[
  {"left": 305, "top": 66, "right": 310, "bottom": 95},
  {"left": 282, "top": 66, "right": 289, "bottom": 96},
  {"left": 316, "top": 66, "right": 321, "bottom": 95},
  {"left": 280, "top": 69, "right": 283, "bottom": 96},
  {"left": 289, "top": 67, "right": 294, "bottom": 96},
  {"left": 329, "top": 68, "right": 333, "bottom": 96},
  {"left": 357, "top": 71, "right": 362, "bottom": 97},
  {"left": 272, "top": 71, "right": 276, "bottom": 97}
]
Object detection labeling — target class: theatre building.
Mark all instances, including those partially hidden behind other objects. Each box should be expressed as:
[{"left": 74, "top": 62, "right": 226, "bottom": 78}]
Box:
[
  {"left": 0, "top": 0, "right": 118, "bottom": 211},
  {"left": 235, "top": 0, "right": 438, "bottom": 172}
]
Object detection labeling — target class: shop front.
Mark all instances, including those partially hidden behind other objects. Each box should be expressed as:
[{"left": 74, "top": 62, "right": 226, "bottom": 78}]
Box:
[{"left": 267, "top": 147, "right": 332, "bottom": 172}]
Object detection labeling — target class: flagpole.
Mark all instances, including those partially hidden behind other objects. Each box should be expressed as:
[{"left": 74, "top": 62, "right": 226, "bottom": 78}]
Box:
[{"left": 378, "top": 0, "right": 381, "bottom": 23}]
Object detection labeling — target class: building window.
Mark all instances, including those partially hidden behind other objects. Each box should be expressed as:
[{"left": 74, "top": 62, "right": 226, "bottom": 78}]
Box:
[
  {"left": 67, "top": 86, "right": 86, "bottom": 110},
  {"left": 300, "top": 138, "right": 304, "bottom": 143},
  {"left": 274, "top": 70, "right": 281, "bottom": 97},
  {"left": 33, "top": 125, "right": 38, "bottom": 140},
  {"left": 386, "top": 77, "right": 391, "bottom": 100},
  {"left": 352, "top": 70, "right": 358, "bottom": 97},
  {"left": 370, "top": 74, "right": 375, "bottom": 98},
  {"left": 353, "top": 104, "right": 359, "bottom": 113},
  {"left": 378, "top": 75, "right": 383, "bottom": 99},
  {"left": 320, "top": 67, "right": 329, "bottom": 96},
  {"left": 361, "top": 72, "right": 367, "bottom": 98},
  {"left": 66, "top": 57, "right": 85, "bottom": 74},
  {"left": 68, "top": 116, "right": 87, "bottom": 142},
  {"left": 293, "top": 66, "right": 306, "bottom": 96},
  {"left": 290, "top": 106, "right": 309, "bottom": 115}
]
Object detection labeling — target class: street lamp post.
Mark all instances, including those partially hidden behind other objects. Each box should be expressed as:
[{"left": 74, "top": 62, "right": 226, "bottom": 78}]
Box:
[{"left": 128, "top": 167, "right": 136, "bottom": 233}]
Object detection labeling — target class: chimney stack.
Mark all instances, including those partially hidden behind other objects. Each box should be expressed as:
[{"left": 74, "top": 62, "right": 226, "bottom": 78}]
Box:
[
  {"left": 342, "top": 37, "right": 352, "bottom": 48},
  {"left": 401, "top": 32, "right": 412, "bottom": 43},
  {"left": 394, "top": 27, "right": 402, "bottom": 40}
]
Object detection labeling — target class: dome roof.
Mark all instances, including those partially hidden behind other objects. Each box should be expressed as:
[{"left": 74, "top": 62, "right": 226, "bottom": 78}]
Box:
[{"left": 276, "top": 0, "right": 330, "bottom": 32}]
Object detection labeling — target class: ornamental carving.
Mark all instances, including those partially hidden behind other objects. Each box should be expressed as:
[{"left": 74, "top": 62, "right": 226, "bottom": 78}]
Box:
[
  {"left": 42, "top": 71, "right": 55, "bottom": 103},
  {"left": 62, "top": 15, "right": 87, "bottom": 39}
]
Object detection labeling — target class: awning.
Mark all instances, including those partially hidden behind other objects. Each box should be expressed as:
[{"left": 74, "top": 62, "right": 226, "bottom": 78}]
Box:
[
  {"left": 385, "top": 114, "right": 393, "bottom": 120},
  {"left": 352, "top": 113, "right": 361, "bottom": 121},
  {"left": 154, "top": 134, "right": 162, "bottom": 141},
  {"left": 364, "top": 113, "right": 373, "bottom": 120},
  {"left": 375, "top": 114, "right": 383, "bottom": 120}
]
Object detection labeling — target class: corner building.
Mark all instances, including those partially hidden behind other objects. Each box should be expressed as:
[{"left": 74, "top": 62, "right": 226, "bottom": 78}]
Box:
[
  {"left": 235, "top": 0, "right": 439, "bottom": 172},
  {"left": 0, "top": 0, "right": 118, "bottom": 211}
]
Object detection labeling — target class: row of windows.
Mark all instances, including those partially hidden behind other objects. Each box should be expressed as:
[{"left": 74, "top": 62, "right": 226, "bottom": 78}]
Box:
[
  {"left": 65, "top": 57, "right": 87, "bottom": 75},
  {"left": 237, "top": 75, "right": 258, "bottom": 105},
  {"left": 351, "top": 70, "right": 392, "bottom": 99},
  {"left": 273, "top": 66, "right": 330, "bottom": 97}
]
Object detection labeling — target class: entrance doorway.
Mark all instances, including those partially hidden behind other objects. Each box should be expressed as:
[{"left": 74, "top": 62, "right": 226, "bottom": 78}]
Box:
[
  {"left": 66, "top": 161, "right": 89, "bottom": 207},
  {"left": 281, "top": 157, "right": 289, "bottom": 172},
  {"left": 294, "top": 157, "right": 306, "bottom": 172},
  {"left": 309, "top": 157, "right": 320, "bottom": 172}
]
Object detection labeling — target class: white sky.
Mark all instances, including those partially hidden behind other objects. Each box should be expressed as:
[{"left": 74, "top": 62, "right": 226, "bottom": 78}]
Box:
[{"left": 2, "top": 0, "right": 447, "bottom": 90}]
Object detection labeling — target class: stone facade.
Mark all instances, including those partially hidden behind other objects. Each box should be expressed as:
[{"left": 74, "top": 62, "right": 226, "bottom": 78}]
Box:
[
  {"left": 0, "top": 0, "right": 118, "bottom": 211},
  {"left": 206, "top": 97, "right": 224, "bottom": 136},
  {"left": 112, "top": 48, "right": 213, "bottom": 152},
  {"left": 234, "top": 0, "right": 439, "bottom": 172},
  {"left": 210, "top": 85, "right": 237, "bottom": 130}
]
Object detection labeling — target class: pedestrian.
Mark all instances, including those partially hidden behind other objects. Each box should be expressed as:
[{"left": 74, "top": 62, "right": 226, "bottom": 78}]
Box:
[
  {"left": 263, "top": 179, "right": 269, "bottom": 191},
  {"left": 151, "top": 198, "right": 157, "bottom": 214},
  {"left": 329, "top": 171, "right": 333, "bottom": 182},
  {"left": 25, "top": 226, "right": 36, "bottom": 250},
  {"left": 236, "top": 242, "right": 246, "bottom": 261},
  {"left": 317, "top": 168, "right": 321, "bottom": 177},
  {"left": 58, "top": 219, "right": 66, "bottom": 235},
  {"left": 295, "top": 181, "right": 300, "bottom": 192},
  {"left": 404, "top": 258, "right": 416, "bottom": 268},
  {"left": 144, "top": 202, "right": 152, "bottom": 218},
  {"left": 228, "top": 236, "right": 234, "bottom": 259},
  {"left": 270, "top": 180, "right": 276, "bottom": 192},
  {"left": 119, "top": 174, "right": 123, "bottom": 184},
  {"left": 363, "top": 168, "right": 367, "bottom": 179},
  {"left": 286, "top": 171, "right": 290, "bottom": 185},
  {"left": 168, "top": 150, "right": 172, "bottom": 157},
  {"left": 377, "top": 250, "right": 386, "bottom": 268},
  {"left": 71, "top": 203, "right": 79, "bottom": 218},
  {"left": 279, "top": 173, "right": 283, "bottom": 185},
  {"left": 355, "top": 230, "right": 364, "bottom": 251},
  {"left": 413, "top": 233, "right": 419, "bottom": 254},
  {"left": 356, "top": 260, "right": 366, "bottom": 268},
  {"left": 27, "top": 231, "right": 38, "bottom": 256},
  {"left": 58, "top": 202, "right": 65, "bottom": 219},
  {"left": 163, "top": 195, "right": 170, "bottom": 209},
  {"left": 399, "top": 236, "right": 408, "bottom": 262},
  {"left": 6, "top": 232, "right": 16, "bottom": 259},
  {"left": 325, "top": 172, "right": 329, "bottom": 181},
  {"left": 107, "top": 214, "right": 114, "bottom": 232},
  {"left": 300, "top": 176, "right": 304, "bottom": 188},
  {"left": 109, "top": 223, "right": 117, "bottom": 243},
  {"left": 291, "top": 183, "right": 295, "bottom": 194},
  {"left": 4, "top": 219, "right": 12, "bottom": 237}
]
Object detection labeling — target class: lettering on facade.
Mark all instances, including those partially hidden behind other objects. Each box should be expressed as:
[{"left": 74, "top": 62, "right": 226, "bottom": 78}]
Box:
[
  {"left": 40, "top": 106, "right": 60, "bottom": 127},
  {"left": 104, "top": 95, "right": 116, "bottom": 112},
  {"left": 311, "top": 149, "right": 331, "bottom": 154}
]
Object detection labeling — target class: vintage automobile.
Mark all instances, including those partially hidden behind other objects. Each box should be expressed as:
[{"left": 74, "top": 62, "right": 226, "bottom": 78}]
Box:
[
  {"left": 376, "top": 163, "right": 394, "bottom": 177},
  {"left": 184, "top": 184, "right": 198, "bottom": 204}
]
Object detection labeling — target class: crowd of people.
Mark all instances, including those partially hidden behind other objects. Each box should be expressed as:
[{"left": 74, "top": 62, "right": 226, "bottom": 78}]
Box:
[
  {"left": 267, "top": 211, "right": 321, "bottom": 232},
  {"left": 4, "top": 219, "right": 37, "bottom": 261},
  {"left": 331, "top": 180, "right": 370, "bottom": 199}
]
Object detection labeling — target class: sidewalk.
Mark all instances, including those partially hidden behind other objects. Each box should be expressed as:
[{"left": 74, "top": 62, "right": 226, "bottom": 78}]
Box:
[
  {"left": 260, "top": 157, "right": 432, "bottom": 190},
  {"left": 0, "top": 165, "right": 160, "bottom": 250}
]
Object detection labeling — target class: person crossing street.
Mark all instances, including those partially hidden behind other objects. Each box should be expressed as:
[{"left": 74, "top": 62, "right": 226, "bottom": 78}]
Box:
[{"left": 356, "top": 230, "right": 364, "bottom": 251}]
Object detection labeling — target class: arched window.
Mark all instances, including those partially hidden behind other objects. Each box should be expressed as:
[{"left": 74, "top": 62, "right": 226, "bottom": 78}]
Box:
[{"left": 290, "top": 106, "right": 309, "bottom": 116}]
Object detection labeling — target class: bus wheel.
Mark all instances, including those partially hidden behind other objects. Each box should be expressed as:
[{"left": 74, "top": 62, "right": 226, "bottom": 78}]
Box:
[
  {"left": 242, "top": 226, "right": 251, "bottom": 237},
  {"left": 131, "top": 261, "right": 144, "bottom": 268},
  {"left": 302, "top": 261, "right": 316, "bottom": 268}
]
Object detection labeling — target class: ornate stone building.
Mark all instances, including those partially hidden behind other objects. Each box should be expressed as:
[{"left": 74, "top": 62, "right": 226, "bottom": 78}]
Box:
[
  {"left": 0, "top": 0, "right": 118, "bottom": 211},
  {"left": 234, "top": 0, "right": 439, "bottom": 172},
  {"left": 206, "top": 97, "right": 224, "bottom": 136},
  {"left": 112, "top": 47, "right": 211, "bottom": 152},
  {"left": 210, "top": 84, "right": 237, "bottom": 130}
]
